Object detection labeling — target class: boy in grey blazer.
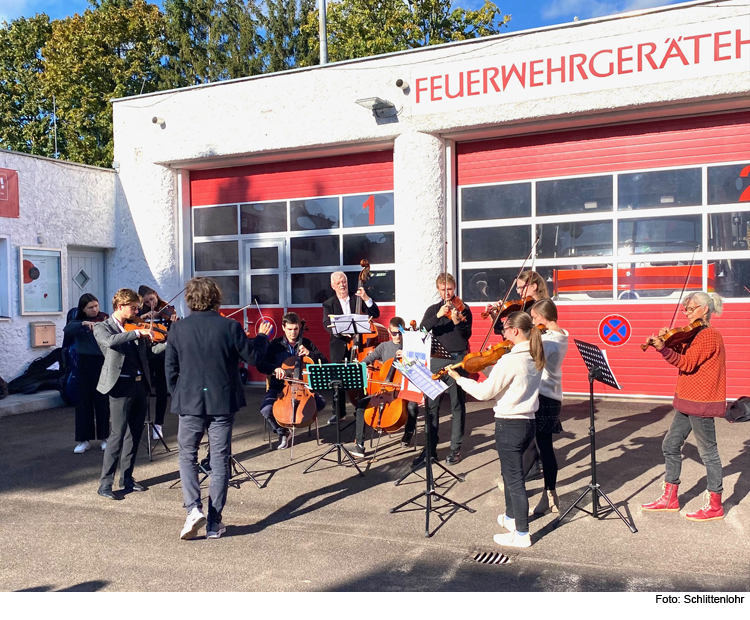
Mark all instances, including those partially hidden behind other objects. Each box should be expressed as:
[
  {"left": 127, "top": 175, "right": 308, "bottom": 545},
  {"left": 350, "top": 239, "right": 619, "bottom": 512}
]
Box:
[{"left": 94, "top": 288, "right": 165, "bottom": 499}]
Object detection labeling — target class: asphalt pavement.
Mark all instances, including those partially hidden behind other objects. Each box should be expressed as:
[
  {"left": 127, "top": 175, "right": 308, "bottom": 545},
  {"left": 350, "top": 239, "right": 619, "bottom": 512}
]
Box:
[{"left": 1, "top": 389, "right": 748, "bottom": 592}]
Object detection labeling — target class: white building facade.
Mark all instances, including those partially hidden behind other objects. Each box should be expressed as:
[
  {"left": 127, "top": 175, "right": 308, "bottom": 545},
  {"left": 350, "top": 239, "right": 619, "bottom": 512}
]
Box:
[{"left": 32, "top": 0, "right": 748, "bottom": 398}]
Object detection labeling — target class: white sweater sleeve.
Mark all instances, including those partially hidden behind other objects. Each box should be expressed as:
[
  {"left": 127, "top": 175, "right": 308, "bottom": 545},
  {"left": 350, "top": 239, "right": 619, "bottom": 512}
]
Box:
[{"left": 455, "top": 356, "right": 513, "bottom": 402}]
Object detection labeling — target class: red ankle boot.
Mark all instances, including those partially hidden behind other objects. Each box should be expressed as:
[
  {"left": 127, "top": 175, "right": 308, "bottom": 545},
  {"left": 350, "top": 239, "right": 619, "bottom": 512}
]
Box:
[
  {"left": 641, "top": 481, "right": 680, "bottom": 511},
  {"left": 685, "top": 491, "right": 724, "bottom": 521}
]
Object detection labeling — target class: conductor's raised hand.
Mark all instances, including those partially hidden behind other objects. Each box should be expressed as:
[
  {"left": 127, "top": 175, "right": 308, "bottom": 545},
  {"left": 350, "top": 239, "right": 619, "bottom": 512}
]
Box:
[{"left": 258, "top": 320, "right": 273, "bottom": 336}]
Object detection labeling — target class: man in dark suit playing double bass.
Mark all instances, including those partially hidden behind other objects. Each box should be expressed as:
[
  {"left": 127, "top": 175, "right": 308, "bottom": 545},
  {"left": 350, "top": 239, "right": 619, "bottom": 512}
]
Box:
[
  {"left": 322, "top": 270, "right": 380, "bottom": 423},
  {"left": 165, "top": 277, "right": 271, "bottom": 540}
]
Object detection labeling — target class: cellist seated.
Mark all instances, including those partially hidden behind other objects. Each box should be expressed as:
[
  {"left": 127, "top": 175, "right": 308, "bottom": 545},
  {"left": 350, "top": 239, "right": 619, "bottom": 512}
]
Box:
[
  {"left": 256, "top": 312, "right": 327, "bottom": 450},
  {"left": 348, "top": 317, "right": 419, "bottom": 459}
]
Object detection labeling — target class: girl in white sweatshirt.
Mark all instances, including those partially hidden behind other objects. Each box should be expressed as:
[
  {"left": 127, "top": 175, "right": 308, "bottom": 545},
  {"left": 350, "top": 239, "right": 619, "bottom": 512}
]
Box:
[
  {"left": 529, "top": 299, "right": 569, "bottom": 515},
  {"left": 447, "top": 312, "right": 546, "bottom": 548}
]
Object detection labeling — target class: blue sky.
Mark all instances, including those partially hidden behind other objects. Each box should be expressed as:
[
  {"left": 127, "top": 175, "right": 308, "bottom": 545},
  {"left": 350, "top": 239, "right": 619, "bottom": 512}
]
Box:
[{"left": 1, "top": 0, "right": 688, "bottom": 31}]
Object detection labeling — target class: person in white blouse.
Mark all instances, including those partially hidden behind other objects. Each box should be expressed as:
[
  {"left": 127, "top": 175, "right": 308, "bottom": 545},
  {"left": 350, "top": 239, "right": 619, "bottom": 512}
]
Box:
[
  {"left": 447, "top": 312, "right": 546, "bottom": 548},
  {"left": 528, "top": 299, "right": 569, "bottom": 515}
]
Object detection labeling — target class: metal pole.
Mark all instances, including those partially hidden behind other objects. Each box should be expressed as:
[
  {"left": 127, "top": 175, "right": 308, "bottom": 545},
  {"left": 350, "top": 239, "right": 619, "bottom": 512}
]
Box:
[
  {"left": 52, "top": 95, "right": 58, "bottom": 158},
  {"left": 319, "top": 0, "right": 328, "bottom": 65}
]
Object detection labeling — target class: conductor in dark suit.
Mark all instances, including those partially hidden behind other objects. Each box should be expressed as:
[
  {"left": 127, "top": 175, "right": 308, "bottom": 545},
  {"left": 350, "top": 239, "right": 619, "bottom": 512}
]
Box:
[
  {"left": 95, "top": 288, "right": 166, "bottom": 499},
  {"left": 322, "top": 271, "right": 379, "bottom": 423},
  {"left": 165, "top": 277, "right": 271, "bottom": 540}
]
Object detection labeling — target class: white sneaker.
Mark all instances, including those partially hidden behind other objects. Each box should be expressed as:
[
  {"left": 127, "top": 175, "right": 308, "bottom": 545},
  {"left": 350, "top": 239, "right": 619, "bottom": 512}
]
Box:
[
  {"left": 152, "top": 424, "right": 163, "bottom": 440},
  {"left": 73, "top": 441, "right": 90, "bottom": 454},
  {"left": 493, "top": 530, "right": 531, "bottom": 548},
  {"left": 100, "top": 441, "right": 107, "bottom": 451},
  {"left": 180, "top": 507, "right": 206, "bottom": 540},
  {"left": 497, "top": 513, "right": 516, "bottom": 532}
]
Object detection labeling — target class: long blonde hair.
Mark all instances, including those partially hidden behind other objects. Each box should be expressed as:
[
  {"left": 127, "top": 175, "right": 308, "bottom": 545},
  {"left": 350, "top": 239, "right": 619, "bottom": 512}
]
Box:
[{"left": 506, "top": 311, "right": 546, "bottom": 371}]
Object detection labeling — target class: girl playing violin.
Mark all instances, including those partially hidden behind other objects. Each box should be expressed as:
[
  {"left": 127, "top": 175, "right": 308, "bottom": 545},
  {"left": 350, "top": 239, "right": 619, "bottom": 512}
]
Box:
[
  {"left": 138, "top": 285, "right": 175, "bottom": 440},
  {"left": 487, "top": 270, "right": 549, "bottom": 335},
  {"left": 641, "top": 292, "right": 727, "bottom": 522},
  {"left": 447, "top": 311, "right": 545, "bottom": 548},
  {"left": 528, "top": 299, "right": 569, "bottom": 515},
  {"left": 63, "top": 294, "right": 110, "bottom": 454}
]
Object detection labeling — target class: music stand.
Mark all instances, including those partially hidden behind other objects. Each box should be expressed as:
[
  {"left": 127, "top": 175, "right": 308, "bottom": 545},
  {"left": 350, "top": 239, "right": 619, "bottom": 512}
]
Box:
[
  {"left": 304, "top": 363, "right": 366, "bottom": 477},
  {"left": 143, "top": 399, "right": 170, "bottom": 462},
  {"left": 555, "top": 340, "right": 637, "bottom": 533}
]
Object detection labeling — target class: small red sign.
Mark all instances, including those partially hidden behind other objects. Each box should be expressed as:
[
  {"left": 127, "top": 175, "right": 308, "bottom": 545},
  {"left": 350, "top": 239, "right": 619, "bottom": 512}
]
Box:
[
  {"left": 598, "top": 314, "right": 632, "bottom": 347},
  {"left": 0, "top": 168, "right": 20, "bottom": 218}
]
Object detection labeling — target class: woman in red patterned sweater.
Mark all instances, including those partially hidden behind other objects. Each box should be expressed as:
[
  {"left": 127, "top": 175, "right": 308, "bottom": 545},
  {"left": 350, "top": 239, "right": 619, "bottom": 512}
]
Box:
[{"left": 641, "top": 292, "right": 726, "bottom": 521}]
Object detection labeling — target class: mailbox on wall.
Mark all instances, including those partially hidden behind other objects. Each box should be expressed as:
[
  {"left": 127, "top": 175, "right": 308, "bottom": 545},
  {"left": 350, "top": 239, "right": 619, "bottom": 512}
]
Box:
[{"left": 30, "top": 321, "right": 56, "bottom": 347}]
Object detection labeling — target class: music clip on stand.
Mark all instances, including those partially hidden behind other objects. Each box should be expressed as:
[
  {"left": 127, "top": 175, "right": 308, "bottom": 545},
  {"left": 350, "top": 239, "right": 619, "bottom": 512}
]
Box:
[
  {"left": 304, "top": 363, "right": 366, "bottom": 477},
  {"left": 555, "top": 340, "right": 637, "bottom": 533}
]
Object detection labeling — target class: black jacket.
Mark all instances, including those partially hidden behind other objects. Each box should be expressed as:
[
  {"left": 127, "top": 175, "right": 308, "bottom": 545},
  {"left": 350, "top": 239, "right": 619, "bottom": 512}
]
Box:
[
  {"left": 257, "top": 336, "right": 327, "bottom": 392},
  {"left": 322, "top": 295, "right": 380, "bottom": 362},
  {"left": 420, "top": 301, "right": 473, "bottom": 353},
  {"left": 165, "top": 311, "right": 269, "bottom": 417}
]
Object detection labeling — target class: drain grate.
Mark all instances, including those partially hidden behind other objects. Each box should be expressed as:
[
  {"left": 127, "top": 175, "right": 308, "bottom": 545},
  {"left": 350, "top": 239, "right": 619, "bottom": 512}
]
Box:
[{"left": 473, "top": 551, "right": 510, "bottom": 564}]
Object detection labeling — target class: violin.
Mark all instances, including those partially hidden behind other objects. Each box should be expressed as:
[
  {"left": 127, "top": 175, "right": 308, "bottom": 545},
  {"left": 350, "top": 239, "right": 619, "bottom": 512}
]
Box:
[
  {"left": 641, "top": 319, "right": 706, "bottom": 352},
  {"left": 363, "top": 358, "right": 408, "bottom": 434},
  {"left": 432, "top": 324, "right": 547, "bottom": 380},
  {"left": 123, "top": 316, "right": 168, "bottom": 343},
  {"left": 445, "top": 294, "right": 467, "bottom": 323},
  {"left": 272, "top": 353, "right": 318, "bottom": 429},
  {"left": 481, "top": 296, "right": 535, "bottom": 320}
]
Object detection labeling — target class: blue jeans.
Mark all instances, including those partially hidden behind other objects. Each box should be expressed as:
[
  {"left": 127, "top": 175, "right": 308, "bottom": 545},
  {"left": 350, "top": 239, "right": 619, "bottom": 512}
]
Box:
[
  {"left": 495, "top": 418, "right": 536, "bottom": 534},
  {"left": 663, "top": 409, "right": 723, "bottom": 494},
  {"left": 178, "top": 413, "right": 235, "bottom": 522}
]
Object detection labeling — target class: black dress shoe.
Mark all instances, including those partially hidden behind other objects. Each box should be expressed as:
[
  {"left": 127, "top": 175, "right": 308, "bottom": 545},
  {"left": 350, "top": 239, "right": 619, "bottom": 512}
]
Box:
[
  {"left": 123, "top": 480, "right": 146, "bottom": 492},
  {"left": 410, "top": 449, "right": 437, "bottom": 468},
  {"left": 445, "top": 450, "right": 462, "bottom": 465},
  {"left": 97, "top": 485, "right": 117, "bottom": 500}
]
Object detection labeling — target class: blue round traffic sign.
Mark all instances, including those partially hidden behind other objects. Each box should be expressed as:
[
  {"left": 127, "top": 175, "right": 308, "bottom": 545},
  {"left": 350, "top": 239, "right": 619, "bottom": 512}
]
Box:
[{"left": 598, "top": 314, "right": 632, "bottom": 347}]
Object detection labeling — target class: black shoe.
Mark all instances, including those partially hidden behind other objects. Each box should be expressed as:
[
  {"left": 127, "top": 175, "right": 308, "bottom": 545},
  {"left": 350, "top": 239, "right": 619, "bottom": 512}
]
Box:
[
  {"left": 350, "top": 443, "right": 366, "bottom": 458},
  {"left": 400, "top": 431, "right": 413, "bottom": 447},
  {"left": 97, "top": 485, "right": 117, "bottom": 500},
  {"left": 327, "top": 412, "right": 346, "bottom": 425},
  {"left": 445, "top": 450, "right": 461, "bottom": 465},
  {"left": 123, "top": 480, "right": 146, "bottom": 492}
]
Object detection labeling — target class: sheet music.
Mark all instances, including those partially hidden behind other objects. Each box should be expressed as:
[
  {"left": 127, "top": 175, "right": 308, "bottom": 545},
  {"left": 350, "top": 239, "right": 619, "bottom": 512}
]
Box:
[
  {"left": 393, "top": 358, "right": 449, "bottom": 400},
  {"left": 328, "top": 314, "right": 371, "bottom": 336}
]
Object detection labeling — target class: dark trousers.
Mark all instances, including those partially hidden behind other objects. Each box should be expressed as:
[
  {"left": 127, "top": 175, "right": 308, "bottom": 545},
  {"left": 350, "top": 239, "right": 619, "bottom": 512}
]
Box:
[
  {"left": 260, "top": 389, "right": 326, "bottom": 435},
  {"left": 100, "top": 378, "right": 148, "bottom": 487},
  {"left": 425, "top": 353, "right": 467, "bottom": 453},
  {"left": 178, "top": 413, "right": 235, "bottom": 522},
  {"left": 149, "top": 353, "right": 168, "bottom": 425},
  {"left": 495, "top": 417, "right": 536, "bottom": 534},
  {"left": 663, "top": 409, "right": 723, "bottom": 494},
  {"left": 75, "top": 354, "right": 109, "bottom": 442},
  {"left": 354, "top": 397, "right": 419, "bottom": 444}
]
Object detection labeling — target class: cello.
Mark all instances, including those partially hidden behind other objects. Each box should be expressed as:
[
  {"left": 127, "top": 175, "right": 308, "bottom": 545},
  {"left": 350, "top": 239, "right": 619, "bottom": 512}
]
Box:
[
  {"left": 272, "top": 321, "right": 318, "bottom": 431},
  {"left": 363, "top": 357, "right": 408, "bottom": 434}
]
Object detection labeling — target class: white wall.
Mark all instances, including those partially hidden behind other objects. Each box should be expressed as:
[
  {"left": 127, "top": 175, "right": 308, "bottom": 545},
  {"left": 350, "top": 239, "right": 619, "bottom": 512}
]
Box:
[
  {"left": 0, "top": 151, "right": 116, "bottom": 381},
  {"left": 110, "top": 0, "right": 750, "bottom": 316}
]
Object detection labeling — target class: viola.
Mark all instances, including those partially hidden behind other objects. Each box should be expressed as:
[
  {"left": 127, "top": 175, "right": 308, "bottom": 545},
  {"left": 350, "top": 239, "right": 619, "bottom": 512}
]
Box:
[
  {"left": 123, "top": 316, "right": 168, "bottom": 343},
  {"left": 363, "top": 358, "right": 408, "bottom": 434},
  {"left": 272, "top": 354, "right": 318, "bottom": 429},
  {"left": 641, "top": 319, "right": 706, "bottom": 352}
]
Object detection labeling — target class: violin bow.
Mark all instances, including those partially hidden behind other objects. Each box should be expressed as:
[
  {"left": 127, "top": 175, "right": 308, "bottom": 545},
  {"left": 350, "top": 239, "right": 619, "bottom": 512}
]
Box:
[
  {"left": 668, "top": 245, "right": 699, "bottom": 330},
  {"left": 481, "top": 236, "right": 540, "bottom": 350}
]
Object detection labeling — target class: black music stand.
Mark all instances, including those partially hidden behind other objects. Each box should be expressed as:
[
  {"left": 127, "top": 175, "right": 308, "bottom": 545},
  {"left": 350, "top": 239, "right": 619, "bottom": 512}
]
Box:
[
  {"left": 555, "top": 340, "right": 637, "bottom": 533},
  {"left": 304, "top": 363, "right": 365, "bottom": 477},
  {"left": 143, "top": 398, "right": 170, "bottom": 462}
]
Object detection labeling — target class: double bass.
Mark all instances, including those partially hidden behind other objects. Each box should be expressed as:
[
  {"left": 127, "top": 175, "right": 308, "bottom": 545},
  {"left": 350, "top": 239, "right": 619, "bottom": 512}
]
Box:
[{"left": 348, "top": 259, "right": 388, "bottom": 362}]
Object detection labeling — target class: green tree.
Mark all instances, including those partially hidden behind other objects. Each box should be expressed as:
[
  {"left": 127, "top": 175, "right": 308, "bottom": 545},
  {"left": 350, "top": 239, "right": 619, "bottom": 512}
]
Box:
[
  {"left": 257, "top": 0, "right": 317, "bottom": 71},
  {"left": 0, "top": 15, "right": 55, "bottom": 156},
  {"left": 41, "top": 0, "right": 169, "bottom": 166},
  {"left": 303, "top": 0, "right": 510, "bottom": 62},
  {"left": 163, "top": 0, "right": 263, "bottom": 86}
]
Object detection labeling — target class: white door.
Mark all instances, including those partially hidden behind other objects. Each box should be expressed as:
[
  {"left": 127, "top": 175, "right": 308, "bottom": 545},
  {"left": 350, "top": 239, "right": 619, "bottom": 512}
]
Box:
[
  {"left": 242, "top": 238, "right": 286, "bottom": 309},
  {"left": 68, "top": 248, "right": 106, "bottom": 311}
]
